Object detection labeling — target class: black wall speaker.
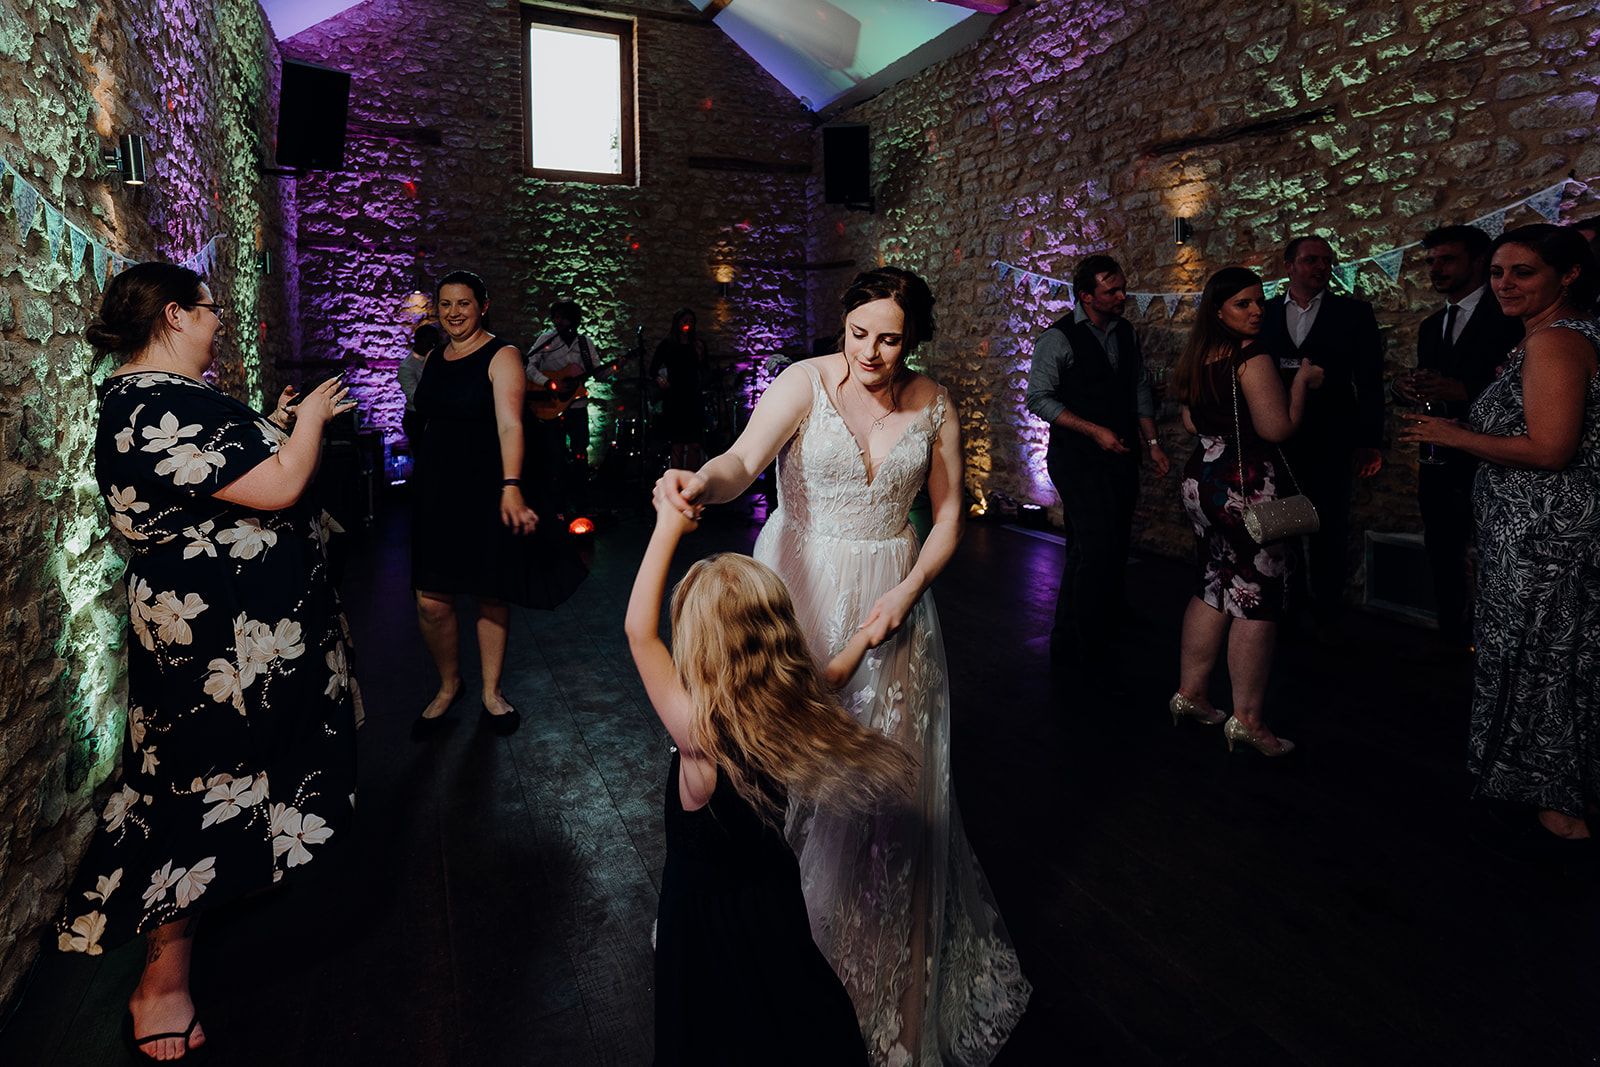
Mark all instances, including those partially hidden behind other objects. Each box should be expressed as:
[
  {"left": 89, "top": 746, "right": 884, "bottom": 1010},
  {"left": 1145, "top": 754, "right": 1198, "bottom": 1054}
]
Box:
[
  {"left": 823, "top": 125, "right": 871, "bottom": 207},
  {"left": 278, "top": 60, "right": 351, "bottom": 170}
]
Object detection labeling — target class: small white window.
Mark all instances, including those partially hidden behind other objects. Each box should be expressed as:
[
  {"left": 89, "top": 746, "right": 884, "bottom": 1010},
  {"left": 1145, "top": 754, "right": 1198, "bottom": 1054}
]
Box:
[{"left": 522, "top": 10, "right": 636, "bottom": 184}]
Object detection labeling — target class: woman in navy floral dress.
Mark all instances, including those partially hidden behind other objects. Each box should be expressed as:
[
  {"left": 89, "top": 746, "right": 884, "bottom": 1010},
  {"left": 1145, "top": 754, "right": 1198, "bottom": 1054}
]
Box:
[
  {"left": 1169, "top": 267, "right": 1323, "bottom": 756},
  {"left": 58, "top": 263, "right": 360, "bottom": 1061},
  {"left": 1403, "top": 225, "right": 1600, "bottom": 843}
]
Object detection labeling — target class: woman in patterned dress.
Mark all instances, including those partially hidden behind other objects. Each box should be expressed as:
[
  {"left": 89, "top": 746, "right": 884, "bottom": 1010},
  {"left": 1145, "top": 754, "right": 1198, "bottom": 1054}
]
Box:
[
  {"left": 59, "top": 263, "right": 361, "bottom": 1061},
  {"left": 1169, "top": 267, "right": 1324, "bottom": 755},
  {"left": 1402, "top": 224, "right": 1600, "bottom": 842}
]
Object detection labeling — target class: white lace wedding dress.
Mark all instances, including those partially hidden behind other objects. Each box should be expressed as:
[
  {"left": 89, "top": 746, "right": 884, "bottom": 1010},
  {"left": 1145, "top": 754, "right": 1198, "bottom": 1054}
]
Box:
[{"left": 753, "top": 361, "right": 1031, "bottom": 1066}]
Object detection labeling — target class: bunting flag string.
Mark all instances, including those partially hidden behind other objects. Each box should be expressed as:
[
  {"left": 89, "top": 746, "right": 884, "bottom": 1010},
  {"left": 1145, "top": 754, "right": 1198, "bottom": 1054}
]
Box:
[
  {"left": 68, "top": 225, "right": 89, "bottom": 281},
  {"left": 11, "top": 174, "right": 39, "bottom": 242},
  {"left": 991, "top": 176, "right": 1592, "bottom": 318},
  {"left": 92, "top": 241, "right": 110, "bottom": 291},
  {"left": 44, "top": 203, "right": 64, "bottom": 260},
  {"left": 0, "top": 147, "right": 223, "bottom": 290}
]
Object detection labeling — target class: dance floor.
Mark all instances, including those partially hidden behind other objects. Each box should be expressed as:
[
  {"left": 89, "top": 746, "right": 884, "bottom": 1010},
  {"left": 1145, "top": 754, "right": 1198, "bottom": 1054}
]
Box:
[{"left": 2, "top": 495, "right": 1596, "bottom": 1065}]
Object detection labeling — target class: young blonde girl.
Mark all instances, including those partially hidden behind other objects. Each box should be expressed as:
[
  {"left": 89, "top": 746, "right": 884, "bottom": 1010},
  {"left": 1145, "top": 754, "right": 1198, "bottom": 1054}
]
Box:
[{"left": 625, "top": 501, "right": 914, "bottom": 1066}]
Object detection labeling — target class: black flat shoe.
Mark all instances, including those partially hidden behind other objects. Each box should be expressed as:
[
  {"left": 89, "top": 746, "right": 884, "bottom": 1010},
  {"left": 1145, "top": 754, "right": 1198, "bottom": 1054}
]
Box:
[
  {"left": 410, "top": 687, "right": 464, "bottom": 741},
  {"left": 481, "top": 701, "right": 522, "bottom": 736},
  {"left": 123, "top": 1011, "right": 205, "bottom": 1061}
]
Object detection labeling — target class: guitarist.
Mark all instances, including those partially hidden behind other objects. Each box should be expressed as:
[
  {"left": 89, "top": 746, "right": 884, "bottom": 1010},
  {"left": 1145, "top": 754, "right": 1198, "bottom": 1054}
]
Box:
[{"left": 526, "top": 299, "right": 597, "bottom": 519}]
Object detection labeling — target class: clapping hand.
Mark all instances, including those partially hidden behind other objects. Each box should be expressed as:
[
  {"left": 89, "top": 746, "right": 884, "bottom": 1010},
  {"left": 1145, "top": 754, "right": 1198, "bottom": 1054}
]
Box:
[
  {"left": 270, "top": 384, "right": 298, "bottom": 428},
  {"left": 293, "top": 375, "right": 357, "bottom": 427}
]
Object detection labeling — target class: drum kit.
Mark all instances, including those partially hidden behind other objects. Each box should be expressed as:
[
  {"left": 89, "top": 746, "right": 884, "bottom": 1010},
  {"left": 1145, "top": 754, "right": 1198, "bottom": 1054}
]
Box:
[{"left": 597, "top": 330, "right": 803, "bottom": 492}]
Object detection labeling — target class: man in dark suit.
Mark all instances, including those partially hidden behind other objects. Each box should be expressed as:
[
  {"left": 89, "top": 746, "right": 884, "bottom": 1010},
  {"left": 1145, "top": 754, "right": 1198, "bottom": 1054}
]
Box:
[
  {"left": 1260, "top": 235, "right": 1385, "bottom": 637},
  {"left": 1396, "top": 225, "right": 1523, "bottom": 647}
]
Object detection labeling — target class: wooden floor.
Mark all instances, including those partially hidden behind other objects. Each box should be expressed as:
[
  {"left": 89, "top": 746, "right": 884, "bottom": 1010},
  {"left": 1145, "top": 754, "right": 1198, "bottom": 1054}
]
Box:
[{"left": 2, "top": 495, "right": 1597, "bottom": 1066}]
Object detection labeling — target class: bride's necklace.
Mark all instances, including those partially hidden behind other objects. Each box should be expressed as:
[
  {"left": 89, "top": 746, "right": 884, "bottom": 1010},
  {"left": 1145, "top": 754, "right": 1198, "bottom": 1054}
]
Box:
[{"left": 848, "top": 377, "right": 895, "bottom": 435}]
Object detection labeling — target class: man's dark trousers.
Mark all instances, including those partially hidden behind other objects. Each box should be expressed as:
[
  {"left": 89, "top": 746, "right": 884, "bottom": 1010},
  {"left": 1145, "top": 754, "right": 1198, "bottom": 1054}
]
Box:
[
  {"left": 1048, "top": 438, "right": 1139, "bottom": 667},
  {"left": 1285, "top": 440, "right": 1353, "bottom": 627}
]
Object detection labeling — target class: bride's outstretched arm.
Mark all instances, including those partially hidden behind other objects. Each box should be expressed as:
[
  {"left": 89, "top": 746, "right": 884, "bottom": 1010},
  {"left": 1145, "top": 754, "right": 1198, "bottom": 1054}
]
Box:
[
  {"left": 654, "top": 361, "right": 813, "bottom": 517},
  {"left": 860, "top": 388, "right": 966, "bottom": 643}
]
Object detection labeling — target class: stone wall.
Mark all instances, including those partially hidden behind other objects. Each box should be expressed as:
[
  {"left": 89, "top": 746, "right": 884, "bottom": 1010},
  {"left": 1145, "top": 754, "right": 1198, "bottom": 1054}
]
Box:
[
  {"left": 808, "top": 0, "right": 1600, "bottom": 577},
  {"left": 284, "top": 0, "right": 815, "bottom": 449},
  {"left": 0, "top": 0, "right": 293, "bottom": 1006}
]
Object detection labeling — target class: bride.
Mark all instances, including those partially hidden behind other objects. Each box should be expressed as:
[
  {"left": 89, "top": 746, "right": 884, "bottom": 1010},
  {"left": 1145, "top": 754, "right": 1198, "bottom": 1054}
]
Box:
[{"left": 654, "top": 267, "right": 1030, "bottom": 1065}]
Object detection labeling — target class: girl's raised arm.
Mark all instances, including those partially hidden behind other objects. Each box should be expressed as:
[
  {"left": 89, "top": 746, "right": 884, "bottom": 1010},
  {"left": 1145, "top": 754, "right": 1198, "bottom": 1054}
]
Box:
[{"left": 624, "top": 505, "right": 698, "bottom": 752}]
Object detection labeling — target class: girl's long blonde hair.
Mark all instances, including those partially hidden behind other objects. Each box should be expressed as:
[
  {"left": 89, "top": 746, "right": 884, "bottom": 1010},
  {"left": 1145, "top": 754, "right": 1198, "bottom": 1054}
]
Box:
[{"left": 669, "top": 553, "right": 917, "bottom": 825}]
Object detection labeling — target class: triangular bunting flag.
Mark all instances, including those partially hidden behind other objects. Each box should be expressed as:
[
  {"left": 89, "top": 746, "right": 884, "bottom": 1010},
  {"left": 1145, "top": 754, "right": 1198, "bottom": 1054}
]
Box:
[
  {"left": 11, "top": 177, "right": 39, "bottom": 242},
  {"left": 68, "top": 226, "right": 89, "bottom": 281},
  {"left": 1133, "top": 293, "right": 1154, "bottom": 315},
  {"left": 1163, "top": 294, "right": 1182, "bottom": 317},
  {"left": 1476, "top": 210, "right": 1506, "bottom": 239},
  {"left": 112, "top": 254, "right": 130, "bottom": 277},
  {"left": 44, "top": 204, "right": 65, "bottom": 260},
  {"left": 1372, "top": 248, "right": 1405, "bottom": 281},
  {"left": 92, "top": 242, "right": 110, "bottom": 290},
  {"left": 1332, "top": 262, "right": 1360, "bottom": 293},
  {"left": 997, "top": 263, "right": 1012, "bottom": 281},
  {"left": 1047, "top": 281, "right": 1063, "bottom": 298},
  {"left": 1525, "top": 184, "right": 1564, "bottom": 223}
]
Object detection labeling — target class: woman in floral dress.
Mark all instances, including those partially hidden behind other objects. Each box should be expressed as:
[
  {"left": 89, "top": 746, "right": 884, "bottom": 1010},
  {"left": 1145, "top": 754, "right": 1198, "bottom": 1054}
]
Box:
[
  {"left": 58, "top": 263, "right": 361, "bottom": 1061},
  {"left": 1170, "top": 267, "right": 1323, "bottom": 756},
  {"left": 1403, "top": 224, "right": 1600, "bottom": 843}
]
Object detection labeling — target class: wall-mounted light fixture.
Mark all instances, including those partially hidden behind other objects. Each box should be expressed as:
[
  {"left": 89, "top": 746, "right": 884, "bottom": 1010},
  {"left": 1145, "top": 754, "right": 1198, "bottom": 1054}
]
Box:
[
  {"left": 714, "top": 264, "right": 736, "bottom": 299},
  {"left": 257, "top": 249, "right": 274, "bottom": 275},
  {"left": 101, "top": 133, "right": 148, "bottom": 186},
  {"left": 1174, "top": 217, "right": 1194, "bottom": 246}
]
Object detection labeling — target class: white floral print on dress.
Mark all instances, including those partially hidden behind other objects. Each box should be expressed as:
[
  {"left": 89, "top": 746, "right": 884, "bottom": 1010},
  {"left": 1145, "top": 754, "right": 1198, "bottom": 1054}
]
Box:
[
  {"left": 216, "top": 518, "right": 278, "bottom": 560},
  {"left": 140, "top": 410, "right": 201, "bottom": 452},
  {"left": 150, "top": 590, "right": 208, "bottom": 646},
  {"left": 270, "top": 804, "right": 333, "bottom": 868},
  {"left": 174, "top": 857, "right": 216, "bottom": 907},
  {"left": 155, "top": 442, "right": 226, "bottom": 486},
  {"left": 57, "top": 911, "right": 107, "bottom": 955},
  {"left": 114, "top": 403, "right": 145, "bottom": 453},
  {"left": 182, "top": 520, "right": 217, "bottom": 559}
]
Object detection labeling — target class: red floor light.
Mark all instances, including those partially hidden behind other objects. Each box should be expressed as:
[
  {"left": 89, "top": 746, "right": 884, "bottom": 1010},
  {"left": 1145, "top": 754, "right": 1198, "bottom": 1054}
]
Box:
[{"left": 568, "top": 517, "right": 595, "bottom": 536}]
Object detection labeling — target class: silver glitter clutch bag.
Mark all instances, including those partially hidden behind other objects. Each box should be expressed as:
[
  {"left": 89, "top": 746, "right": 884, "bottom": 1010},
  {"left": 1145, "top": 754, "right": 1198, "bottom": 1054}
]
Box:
[{"left": 1231, "top": 361, "right": 1320, "bottom": 545}]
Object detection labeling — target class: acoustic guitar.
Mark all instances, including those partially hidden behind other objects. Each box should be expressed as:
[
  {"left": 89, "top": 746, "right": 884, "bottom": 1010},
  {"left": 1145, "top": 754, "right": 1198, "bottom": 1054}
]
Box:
[{"left": 528, "top": 373, "right": 590, "bottom": 422}]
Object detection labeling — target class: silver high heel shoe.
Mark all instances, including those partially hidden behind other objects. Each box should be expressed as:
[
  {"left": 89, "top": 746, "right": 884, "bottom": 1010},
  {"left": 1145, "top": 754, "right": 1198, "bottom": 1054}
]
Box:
[
  {"left": 1168, "top": 692, "right": 1226, "bottom": 726},
  {"left": 1223, "top": 715, "right": 1295, "bottom": 756}
]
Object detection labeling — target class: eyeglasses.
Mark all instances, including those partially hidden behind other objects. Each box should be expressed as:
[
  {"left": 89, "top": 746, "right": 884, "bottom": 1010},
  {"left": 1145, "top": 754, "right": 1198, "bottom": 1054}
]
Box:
[{"left": 188, "top": 302, "right": 225, "bottom": 319}]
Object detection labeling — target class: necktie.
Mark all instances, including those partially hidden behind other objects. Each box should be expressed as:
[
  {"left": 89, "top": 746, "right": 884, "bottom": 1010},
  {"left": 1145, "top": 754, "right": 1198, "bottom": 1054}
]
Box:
[{"left": 1441, "top": 304, "right": 1459, "bottom": 348}]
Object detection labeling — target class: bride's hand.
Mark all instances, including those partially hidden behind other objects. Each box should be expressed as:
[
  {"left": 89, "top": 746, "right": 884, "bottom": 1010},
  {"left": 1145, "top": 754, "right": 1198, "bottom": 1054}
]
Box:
[
  {"left": 860, "top": 583, "right": 919, "bottom": 647},
  {"left": 654, "top": 469, "right": 706, "bottom": 520}
]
